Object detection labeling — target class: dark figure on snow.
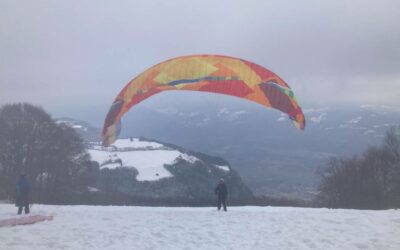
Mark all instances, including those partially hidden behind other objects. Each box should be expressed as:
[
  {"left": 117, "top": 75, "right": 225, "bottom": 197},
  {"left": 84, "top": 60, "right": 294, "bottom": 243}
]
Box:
[
  {"left": 15, "top": 174, "right": 30, "bottom": 215},
  {"left": 215, "top": 178, "right": 228, "bottom": 211}
]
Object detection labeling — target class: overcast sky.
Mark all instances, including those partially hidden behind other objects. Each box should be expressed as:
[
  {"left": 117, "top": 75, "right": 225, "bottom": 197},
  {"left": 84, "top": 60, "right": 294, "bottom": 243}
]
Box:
[{"left": 1, "top": 0, "right": 399, "bottom": 125}]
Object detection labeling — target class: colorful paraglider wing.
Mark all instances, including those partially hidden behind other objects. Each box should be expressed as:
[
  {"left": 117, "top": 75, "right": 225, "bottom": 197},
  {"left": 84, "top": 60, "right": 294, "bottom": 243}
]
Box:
[{"left": 102, "top": 55, "right": 305, "bottom": 146}]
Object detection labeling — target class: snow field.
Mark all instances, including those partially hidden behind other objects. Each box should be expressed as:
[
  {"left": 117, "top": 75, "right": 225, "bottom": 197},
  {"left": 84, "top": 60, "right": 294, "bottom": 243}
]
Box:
[
  {"left": 88, "top": 138, "right": 201, "bottom": 181},
  {"left": 89, "top": 149, "right": 200, "bottom": 181},
  {"left": 111, "top": 138, "right": 164, "bottom": 150},
  {"left": 89, "top": 149, "right": 180, "bottom": 181},
  {"left": 0, "top": 205, "right": 399, "bottom": 250},
  {"left": 214, "top": 165, "right": 230, "bottom": 172}
]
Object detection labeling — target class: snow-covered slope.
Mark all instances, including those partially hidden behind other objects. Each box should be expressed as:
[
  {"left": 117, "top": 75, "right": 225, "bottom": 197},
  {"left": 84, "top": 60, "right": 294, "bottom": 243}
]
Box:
[
  {"left": 90, "top": 149, "right": 198, "bottom": 181},
  {"left": 111, "top": 138, "right": 164, "bottom": 149},
  {"left": 85, "top": 138, "right": 251, "bottom": 203},
  {"left": 88, "top": 138, "right": 203, "bottom": 181},
  {"left": 0, "top": 204, "right": 399, "bottom": 250}
]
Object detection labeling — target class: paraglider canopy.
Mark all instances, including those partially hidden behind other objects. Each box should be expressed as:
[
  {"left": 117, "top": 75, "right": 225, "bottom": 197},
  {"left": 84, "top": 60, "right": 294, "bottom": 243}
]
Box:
[{"left": 102, "top": 55, "right": 305, "bottom": 146}]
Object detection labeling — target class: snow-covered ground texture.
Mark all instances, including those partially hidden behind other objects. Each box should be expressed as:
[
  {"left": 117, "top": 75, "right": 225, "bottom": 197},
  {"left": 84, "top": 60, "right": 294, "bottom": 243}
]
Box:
[
  {"left": 88, "top": 138, "right": 202, "bottom": 181},
  {"left": 0, "top": 204, "right": 399, "bottom": 250},
  {"left": 105, "top": 138, "right": 164, "bottom": 150},
  {"left": 89, "top": 149, "right": 184, "bottom": 181}
]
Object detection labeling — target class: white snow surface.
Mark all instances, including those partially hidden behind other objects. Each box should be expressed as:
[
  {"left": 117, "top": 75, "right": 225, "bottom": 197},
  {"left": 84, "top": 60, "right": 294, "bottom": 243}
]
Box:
[
  {"left": 310, "top": 113, "right": 327, "bottom": 123},
  {"left": 89, "top": 138, "right": 200, "bottom": 181},
  {"left": 0, "top": 204, "right": 399, "bottom": 250},
  {"left": 215, "top": 165, "right": 230, "bottom": 171},
  {"left": 89, "top": 149, "right": 182, "bottom": 181},
  {"left": 111, "top": 138, "right": 164, "bottom": 150}
]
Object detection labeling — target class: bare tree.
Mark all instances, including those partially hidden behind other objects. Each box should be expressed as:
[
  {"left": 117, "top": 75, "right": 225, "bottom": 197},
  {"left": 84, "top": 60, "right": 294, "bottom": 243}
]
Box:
[
  {"left": 316, "top": 127, "right": 400, "bottom": 209},
  {"left": 0, "top": 103, "right": 90, "bottom": 203}
]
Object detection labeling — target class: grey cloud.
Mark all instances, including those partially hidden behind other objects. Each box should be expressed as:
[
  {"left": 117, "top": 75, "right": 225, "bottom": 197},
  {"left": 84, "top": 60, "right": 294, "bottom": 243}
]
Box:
[{"left": 1, "top": 0, "right": 399, "bottom": 123}]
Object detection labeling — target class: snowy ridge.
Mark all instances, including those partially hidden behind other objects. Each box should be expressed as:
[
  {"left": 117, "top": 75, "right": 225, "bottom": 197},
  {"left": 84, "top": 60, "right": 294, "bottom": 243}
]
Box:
[
  {"left": 175, "top": 153, "right": 198, "bottom": 164},
  {"left": 310, "top": 113, "right": 327, "bottom": 123},
  {"left": 88, "top": 138, "right": 200, "bottom": 181},
  {"left": 55, "top": 118, "right": 100, "bottom": 141},
  {"left": 84, "top": 137, "right": 253, "bottom": 201},
  {"left": 214, "top": 165, "right": 230, "bottom": 171},
  {"left": 56, "top": 120, "right": 88, "bottom": 131},
  {"left": 299, "top": 106, "right": 399, "bottom": 137},
  {"left": 111, "top": 138, "right": 164, "bottom": 150}
]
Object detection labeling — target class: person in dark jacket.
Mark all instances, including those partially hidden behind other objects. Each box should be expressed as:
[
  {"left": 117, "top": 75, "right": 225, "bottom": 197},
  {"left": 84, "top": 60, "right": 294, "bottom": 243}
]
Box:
[
  {"left": 15, "top": 174, "right": 30, "bottom": 215},
  {"left": 215, "top": 178, "right": 228, "bottom": 211}
]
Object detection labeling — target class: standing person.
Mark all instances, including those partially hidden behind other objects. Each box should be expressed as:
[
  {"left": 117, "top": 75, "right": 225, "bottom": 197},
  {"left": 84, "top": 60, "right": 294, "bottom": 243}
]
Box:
[
  {"left": 15, "top": 174, "right": 30, "bottom": 215},
  {"left": 215, "top": 178, "right": 228, "bottom": 211}
]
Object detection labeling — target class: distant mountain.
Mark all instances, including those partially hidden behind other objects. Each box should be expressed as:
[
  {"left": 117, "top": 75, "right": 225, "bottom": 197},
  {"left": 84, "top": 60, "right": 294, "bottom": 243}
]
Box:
[
  {"left": 56, "top": 118, "right": 100, "bottom": 141},
  {"left": 63, "top": 103, "right": 400, "bottom": 199},
  {"left": 85, "top": 138, "right": 253, "bottom": 204}
]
